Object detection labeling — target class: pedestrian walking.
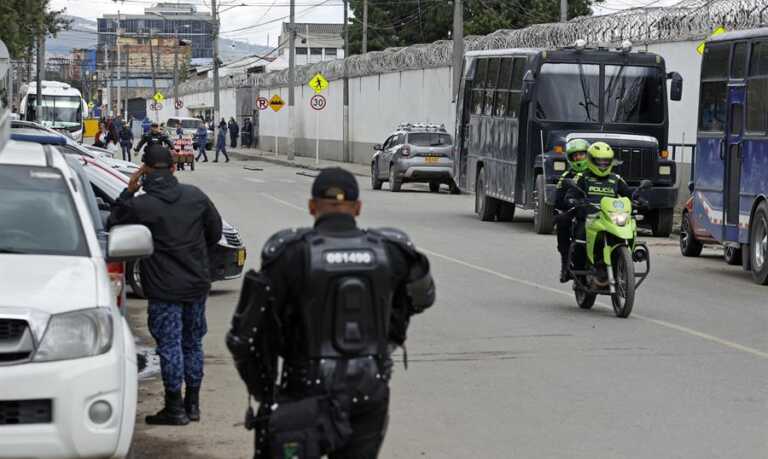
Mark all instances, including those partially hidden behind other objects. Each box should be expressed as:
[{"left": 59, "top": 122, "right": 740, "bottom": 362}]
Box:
[
  {"left": 195, "top": 121, "right": 209, "bottom": 162},
  {"left": 93, "top": 122, "right": 108, "bottom": 148},
  {"left": 119, "top": 123, "right": 134, "bottom": 162},
  {"left": 227, "top": 167, "right": 436, "bottom": 458},
  {"left": 214, "top": 118, "right": 229, "bottom": 162},
  {"left": 228, "top": 117, "right": 239, "bottom": 148},
  {"left": 108, "top": 145, "right": 223, "bottom": 426}
]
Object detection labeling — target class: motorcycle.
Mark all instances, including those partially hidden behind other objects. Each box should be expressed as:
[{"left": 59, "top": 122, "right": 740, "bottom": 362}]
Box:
[{"left": 565, "top": 180, "right": 652, "bottom": 318}]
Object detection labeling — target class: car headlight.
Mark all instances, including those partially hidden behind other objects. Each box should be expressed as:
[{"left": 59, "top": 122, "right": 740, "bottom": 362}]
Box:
[
  {"left": 553, "top": 160, "right": 566, "bottom": 171},
  {"left": 610, "top": 213, "right": 630, "bottom": 227},
  {"left": 33, "top": 308, "right": 113, "bottom": 362}
]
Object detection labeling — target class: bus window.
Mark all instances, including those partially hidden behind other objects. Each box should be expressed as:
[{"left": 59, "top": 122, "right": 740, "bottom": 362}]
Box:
[
  {"left": 746, "top": 79, "right": 768, "bottom": 132},
  {"left": 702, "top": 43, "right": 729, "bottom": 80},
  {"left": 535, "top": 63, "right": 599, "bottom": 122},
  {"left": 484, "top": 58, "right": 500, "bottom": 116},
  {"left": 604, "top": 65, "right": 664, "bottom": 124},
  {"left": 471, "top": 59, "right": 487, "bottom": 115},
  {"left": 749, "top": 41, "right": 768, "bottom": 76},
  {"left": 494, "top": 58, "right": 514, "bottom": 117},
  {"left": 732, "top": 42, "right": 747, "bottom": 79},
  {"left": 506, "top": 58, "right": 526, "bottom": 119},
  {"left": 699, "top": 43, "right": 730, "bottom": 132}
]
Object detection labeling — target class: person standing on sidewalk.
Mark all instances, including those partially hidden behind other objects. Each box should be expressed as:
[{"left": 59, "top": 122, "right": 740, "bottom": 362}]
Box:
[
  {"left": 195, "top": 121, "right": 209, "bottom": 162},
  {"left": 108, "top": 145, "right": 223, "bottom": 426},
  {"left": 242, "top": 118, "right": 253, "bottom": 148},
  {"left": 214, "top": 118, "right": 229, "bottom": 163},
  {"left": 119, "top": 122, "right": 134, "bottom": 162},
  {"left": 228, "top": 117, "right": 239, "bottom": 148}
]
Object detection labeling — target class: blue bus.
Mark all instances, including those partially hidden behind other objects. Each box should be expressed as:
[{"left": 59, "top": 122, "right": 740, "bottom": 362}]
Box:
[{"left": 693, "top": 28, "right": 768, "bottom": 284}]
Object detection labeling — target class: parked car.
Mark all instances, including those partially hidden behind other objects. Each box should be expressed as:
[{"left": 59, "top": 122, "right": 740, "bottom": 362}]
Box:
[
  {"left": 74, "top": 157, "right": 247, "bottom": 298},
  {"left": 680, "top": 190, "right": 742, "bottom": 265},
  {"left": 0, "top": 140, "right": 152, "bottom": 458},
  {"left": 371, "top": 123, "right": 459, "bottom": 193},
  {"left": 165, "top": 116, "right": 213, "bottom": 150}
]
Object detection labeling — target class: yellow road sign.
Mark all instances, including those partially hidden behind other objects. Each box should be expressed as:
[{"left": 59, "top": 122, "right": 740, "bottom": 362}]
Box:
[
  {"left": 697, "top": 26, "right": 726, "bottom": 55},
  {"left": 308, "top": 73, "right": 329, "bottom": 94},
  {"left": 153, "top": 92, "right": 165, "bottom": 103},
  {"left": 269, "top": 94, "right": 286, "bottom": 112}
]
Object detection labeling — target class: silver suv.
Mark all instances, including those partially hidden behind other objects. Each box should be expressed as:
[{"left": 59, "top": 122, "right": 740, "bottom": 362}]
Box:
[{"left": 371, "top": 123, "right": 458, "bottom": 193}]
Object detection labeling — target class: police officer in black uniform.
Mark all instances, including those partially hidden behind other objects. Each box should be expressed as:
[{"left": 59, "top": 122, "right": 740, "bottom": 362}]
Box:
[
  {"left": 227, "top": 167, "right": 435, "bottom": 459},
  {"left": 134, "top": 122, "right": 174, "bottom": 155}
]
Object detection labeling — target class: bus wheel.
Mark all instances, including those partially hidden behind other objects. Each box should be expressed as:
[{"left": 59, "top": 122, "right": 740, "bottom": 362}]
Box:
[
  {"left": 534, "top": 175, "right": 554, "bottom": 234},
  {"left": 476, "top": 169, "right": 498, "bottom": 221},
  {"left": 650, "top": 208, "right": 673, "bottom": 237},
  {"left": 749, "top": 202, "right": 768, "bottom": 285}
]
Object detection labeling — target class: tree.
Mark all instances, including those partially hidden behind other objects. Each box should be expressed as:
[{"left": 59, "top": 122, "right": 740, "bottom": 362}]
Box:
[
  {"left": 347, "top": 0, "right": 602, "bottom": 55},
  {"left": 0, "top": 0, "right": 71, "bottom": 59}
]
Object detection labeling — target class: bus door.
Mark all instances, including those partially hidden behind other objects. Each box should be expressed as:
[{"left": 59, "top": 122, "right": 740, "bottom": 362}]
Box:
[{"left": 723, "top": 85, "right": 745, "bottom": 241}]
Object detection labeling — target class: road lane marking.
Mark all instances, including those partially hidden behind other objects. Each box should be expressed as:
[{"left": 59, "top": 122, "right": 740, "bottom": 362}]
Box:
[
  {"left": 277, "top": 179, "right": 296, "bottom": 183},
  {"left": 263, "top": 193, "right": 768, "bottom": 360},
  {"left": 244, "top": 177, "right": 265, "bottom": 183}
]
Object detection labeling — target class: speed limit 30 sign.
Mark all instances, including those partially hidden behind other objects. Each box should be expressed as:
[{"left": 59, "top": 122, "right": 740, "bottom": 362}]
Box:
[{"left": 310, "top": 94, "right": 326, "bottom": 111}]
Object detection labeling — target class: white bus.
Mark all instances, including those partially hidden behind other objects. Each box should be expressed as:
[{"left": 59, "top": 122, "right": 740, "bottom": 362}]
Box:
[{"left": 19, "top": 81, "right": 88, "bottom": 142}]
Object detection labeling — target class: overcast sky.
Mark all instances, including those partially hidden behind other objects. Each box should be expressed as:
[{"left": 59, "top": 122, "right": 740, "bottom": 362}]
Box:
[{"left": 51, "top": 0, "right": 683, "bottom": 48}]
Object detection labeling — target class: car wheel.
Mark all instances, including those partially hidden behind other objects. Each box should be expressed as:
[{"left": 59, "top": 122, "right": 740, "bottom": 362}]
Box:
[
  {"left": 749, "top": 201, "right": 768, "bottom": 284},
  {"left": 429, "top": 182, "right": 440, "bottom": 193},
  {"left": 723, "top": 246, "right": 742, "bottom": 265},
  {"left": 389, "top": 166, "right": 402, "bottom": 192},
  {"left": 679, "top": 211, "right": 703, "bottom": 257},
  {"left": 476, "top": 168, "right": 498, "bottom": 221},
  {"left": 371, "top": 163, "right": 383, "bottom": 190},
  {"left": 126, "top": 261, "right": 146, "bottom": 299},
  {"left": 533, "top": 174, "right": 554, "bottom": 234}
]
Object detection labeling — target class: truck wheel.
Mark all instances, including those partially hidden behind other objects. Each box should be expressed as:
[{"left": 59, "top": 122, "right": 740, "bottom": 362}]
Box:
[
  {"left": 749, "top": 202, "right": 768, "bottom": 285},
  {"left": 476, "top": 168, "right": 498, "bottom": 221},
  {"left": 389, "top": 166, "right": 402, "bottom": 192},
  {"left": 723, "top": 246, "right": 742, "bottom": 265},
  {"left": 429, "top": 182, "right": 440, "bottom": 193},
  {"left": 449, "top": 180, "right": 461, "bottom": 195},
  {"left": 534, "top": 175, "right": 554, "bottom": 234},
  {"left": 651, "top": 208, "right": 673, "bottom": 238},
  {"left": 126, "top": 261, "right": 146, "bottom": 299},
  {"left": 371, "top": 164, "right": 383, "bottom": 190},
  {"left": 497, "top": 202, "right": 516, "bottom": 222},
  {"left": 679, "top": 212, "right": 703, "bottom": 257}
]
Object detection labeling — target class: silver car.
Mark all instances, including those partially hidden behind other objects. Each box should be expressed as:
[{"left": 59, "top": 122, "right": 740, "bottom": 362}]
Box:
[
  {"left": 371, "top": 123, "right": 459, "bottom": 193},
  {"left": 165, "top": 116, "right": 213, "bottom": 150}
]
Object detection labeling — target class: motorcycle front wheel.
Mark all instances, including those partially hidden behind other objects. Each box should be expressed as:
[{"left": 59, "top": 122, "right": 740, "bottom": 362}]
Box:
[
  {"left": 575, "top": 287, "right": 596, "bottom": 309},
  {"left": 611, "top": 246, "right": 635, "bottom": 318}
]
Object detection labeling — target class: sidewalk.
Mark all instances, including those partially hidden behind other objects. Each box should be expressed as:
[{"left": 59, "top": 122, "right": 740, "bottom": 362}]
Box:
[{"left": 228, "top": 147, "right": 371, "bottom": 177}]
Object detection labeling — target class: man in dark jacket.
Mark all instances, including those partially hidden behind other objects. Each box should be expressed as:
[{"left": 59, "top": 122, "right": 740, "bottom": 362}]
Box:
[
  {"left": 134, "top": 122, "right": 174, "bottom": 155},
  {"left": 118, "top": 123, "right": 134, "bottom": 162},
  {"left": 108, "top": 145, "right": 223, "bottom": 426},
  {"left": 228, "top": 117, "right": 239, "bottom": 148}
]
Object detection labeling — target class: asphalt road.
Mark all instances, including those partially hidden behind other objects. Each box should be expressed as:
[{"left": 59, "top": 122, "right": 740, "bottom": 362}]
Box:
[{"left": 128, "top": 159, "right": 767, "bottom": 459}]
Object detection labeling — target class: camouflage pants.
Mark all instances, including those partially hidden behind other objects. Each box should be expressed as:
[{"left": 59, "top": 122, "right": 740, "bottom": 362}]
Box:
[{"left": 148, "top": 300, "right": 208, "bottom": 393}]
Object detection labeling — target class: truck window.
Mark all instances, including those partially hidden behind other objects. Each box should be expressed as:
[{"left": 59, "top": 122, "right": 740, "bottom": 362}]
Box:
[
  {"left": 604, "top": 65, "right": 664, "bottom": 124},
  {"left": 699, "top": 43, "right": 730, "bottom": 132},
  {"left": 535, "top": 63, "right": 600, "bottom": 122}
]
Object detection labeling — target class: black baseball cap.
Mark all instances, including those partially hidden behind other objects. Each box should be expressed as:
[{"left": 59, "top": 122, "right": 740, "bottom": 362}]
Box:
[
  {"left": 142, "top": 145, "right": 174, "bottom": 168},
  {"left": 311, "top": 167, "right": 359, "bottom": 201},
  {"left": 151, "top": 122, "right": 159, "bottom": 128}
]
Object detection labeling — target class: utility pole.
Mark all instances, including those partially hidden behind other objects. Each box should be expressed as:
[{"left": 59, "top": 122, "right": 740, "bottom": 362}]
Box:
[
  {"left": 173, "top": 26, "right": 179, "bottom": 116},
  {"left": 343, "top": 0, "right": 350, "bottom": 162},
  {"left": 116, "top": 12, "right": 122, "bottom": 119},
  {"left": 105, "top": 39, "right": 111, "bottom": 116},
  {"left": 124, "top": 46, "right": 129, "bottom": 121},
  {"left": 35, "top": 33, "right": 44, "bottom": 122},
  {"left": 148, "top": 30, "right": 159, "bottom": 122},
  {"left": 560, "top": 0, "right": 568, "bottom": 22},
  {"left": 212, "top": 0, "right": 221, "bottom": 144},
  {"left": 452, "top": 0, "right": 463, "bottom": 102},
  {"left": 287, "top": 0, "right": 296, "bottom": 160},
  {"left": 362, "top": 0, "right": 368, "bottom": 54}
]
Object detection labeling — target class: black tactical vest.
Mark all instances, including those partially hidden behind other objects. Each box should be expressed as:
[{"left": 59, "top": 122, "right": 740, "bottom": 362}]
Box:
[{"left": 299, "top": 230, "right": 393, "bottom": 360}]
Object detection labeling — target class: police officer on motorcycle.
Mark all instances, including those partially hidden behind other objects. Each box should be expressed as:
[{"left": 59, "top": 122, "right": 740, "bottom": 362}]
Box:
[
  {"left": 555, "top": 139, "right": 590, "bottom": 283},
  {"left": 226, "top": 167, "right": 436, "bottom": 459},
  {"left": 565, "top": 142, "right": 634, "bottom": 268}
]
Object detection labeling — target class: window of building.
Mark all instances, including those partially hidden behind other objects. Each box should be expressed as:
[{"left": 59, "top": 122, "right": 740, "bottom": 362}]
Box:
[
  {"left": 325, "top": 48, "right": 338, "bottom": 57},
  {"left": 310, "top": 47, "right": 322, "bottom": 55},
  {"left": 297, "top": 48, "right": 308, "bottom": 55}
]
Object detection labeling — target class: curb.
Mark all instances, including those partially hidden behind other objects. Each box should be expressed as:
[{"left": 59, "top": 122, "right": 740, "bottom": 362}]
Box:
[{"left": 229, "top": 151, "right": 371, "bottom": 178}]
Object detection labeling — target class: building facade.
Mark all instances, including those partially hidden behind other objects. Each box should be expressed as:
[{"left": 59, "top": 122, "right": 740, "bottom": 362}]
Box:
[{"left": 278, "top": 23, "right": 344, "bottom": 65}]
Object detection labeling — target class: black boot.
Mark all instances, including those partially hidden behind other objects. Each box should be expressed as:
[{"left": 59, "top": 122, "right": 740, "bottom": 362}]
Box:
[
  {"left": 559, "top": 256, "right": 572, "bottom": 283},
  {"left": 184, "top": 386, "right": 201, "bottom": 422},
  {"left": 146, "top": 390, "right": 190, "bottom": 425}
]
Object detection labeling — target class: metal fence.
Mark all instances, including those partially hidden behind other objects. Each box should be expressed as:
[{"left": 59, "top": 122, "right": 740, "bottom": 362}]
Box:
[{"left": 179, "top": 0, "right": 768, "bottom": 95}]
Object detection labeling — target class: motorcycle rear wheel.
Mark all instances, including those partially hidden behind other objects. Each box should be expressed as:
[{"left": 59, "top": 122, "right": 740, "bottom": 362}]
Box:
[{"left": 611, "top": 247, "right": 635, "bottom": 318}]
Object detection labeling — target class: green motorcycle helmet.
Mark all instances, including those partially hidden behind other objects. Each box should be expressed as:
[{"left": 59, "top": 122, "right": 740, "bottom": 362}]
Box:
[
  {"left": 565, "top": 138, "right": 589, "bottom": 173},
  {"left": 587, "top": 142, "right": 615, "bottom": 177}
]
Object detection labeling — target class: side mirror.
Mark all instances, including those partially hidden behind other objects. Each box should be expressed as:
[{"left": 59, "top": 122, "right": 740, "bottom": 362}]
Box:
[
  {"left": 373, "top": 144, "right": 382, "bottom": 151},
  {"left": 108, "top": 224, "right": 154, "bottom": 262},
  {"left": 521, "top": 70, "right": 536, "bottom": 102},
  {"left": 688, "top": 181, "right": 694, "bottom": 194},
  {"left": 639, "top": 179, "right": 653, "bottom": 191},
  {"left": 667, "top": 72, "right": 683, "bottom": 101}
]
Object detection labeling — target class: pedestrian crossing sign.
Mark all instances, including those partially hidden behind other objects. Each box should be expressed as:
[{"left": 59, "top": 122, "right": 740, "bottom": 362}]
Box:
[
  {"left": 697, "top": 26, "right": 726, "bottom": 55},
  {"left": 153, "top": 92, "right": 165, "bottom": 103},
  {"left": 308, "top": 73, "right": 329, "bottom": 94}
]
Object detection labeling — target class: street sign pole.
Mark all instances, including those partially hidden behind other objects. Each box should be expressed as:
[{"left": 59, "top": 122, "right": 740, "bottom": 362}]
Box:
[{"left": 315, "top": 105, "right": 320, "bottom": 164}]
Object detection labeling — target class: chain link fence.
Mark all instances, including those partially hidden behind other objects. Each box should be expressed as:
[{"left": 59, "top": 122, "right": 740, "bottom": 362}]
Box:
[{"left": 179, "top": 0, "right": 768, "bottom": 95}]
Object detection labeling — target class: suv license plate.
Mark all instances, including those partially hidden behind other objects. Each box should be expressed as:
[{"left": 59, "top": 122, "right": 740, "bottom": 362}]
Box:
[
  {"left": 237, "top": 249, "right": 246, "bottom": 267},
  {"left": 425, "top": 156, "right": 439, "bottom": 164}
]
